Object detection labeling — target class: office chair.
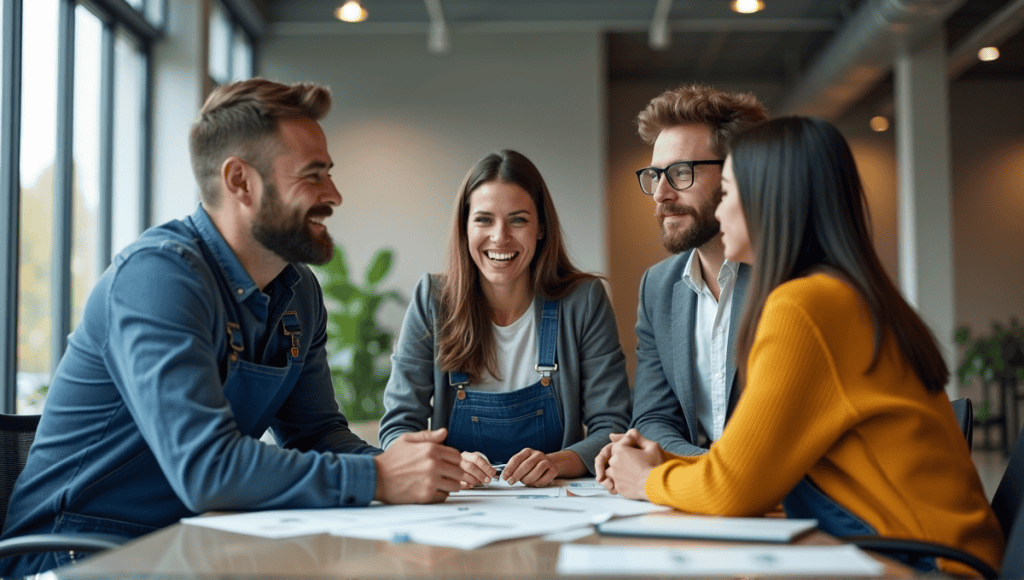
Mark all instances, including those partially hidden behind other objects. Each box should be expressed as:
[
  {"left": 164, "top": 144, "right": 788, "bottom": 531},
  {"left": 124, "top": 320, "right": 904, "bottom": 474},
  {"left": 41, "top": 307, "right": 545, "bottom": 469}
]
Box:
[
  {"left": 0, "top": 413, "right": 125, "bottom": 561},
  {"left": 951, "top": 397, "right": 974, "bottom": 451},
  {"left": 846, "top": 399, "right": 1024, "bottom": 579}
]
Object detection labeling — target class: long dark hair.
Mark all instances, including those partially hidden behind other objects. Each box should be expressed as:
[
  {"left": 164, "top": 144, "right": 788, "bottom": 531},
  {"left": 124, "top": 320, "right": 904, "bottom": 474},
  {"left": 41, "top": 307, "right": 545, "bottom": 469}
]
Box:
[
  {"left": 729, "top": 116, "right": 948, "bottom": 392},
  {"left": 437, "top": 150, "right": 595, "bottom": 382}
]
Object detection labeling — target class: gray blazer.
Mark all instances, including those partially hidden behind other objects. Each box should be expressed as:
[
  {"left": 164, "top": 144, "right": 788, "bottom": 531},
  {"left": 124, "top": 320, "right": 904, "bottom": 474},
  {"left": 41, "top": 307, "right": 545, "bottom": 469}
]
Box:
[
  {"left": 629, "top": 251, "right": 750, "bottom": 456},
  {"left": 379, "top": 274, "right": 632, "bottom": 472}
]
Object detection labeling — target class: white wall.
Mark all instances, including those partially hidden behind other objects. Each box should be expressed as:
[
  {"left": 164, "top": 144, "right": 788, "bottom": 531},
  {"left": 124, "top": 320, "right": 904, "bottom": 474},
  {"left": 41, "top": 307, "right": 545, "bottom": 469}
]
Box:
[{"left": 261, "top": 31, "right": 606, "bottom": 328}]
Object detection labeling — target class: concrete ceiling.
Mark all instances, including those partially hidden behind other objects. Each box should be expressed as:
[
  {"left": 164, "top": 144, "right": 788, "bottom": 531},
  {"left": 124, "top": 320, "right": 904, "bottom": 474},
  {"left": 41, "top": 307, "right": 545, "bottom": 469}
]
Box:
[{"left": 259, "top": 0, "right": 1024, "bottom": 120}]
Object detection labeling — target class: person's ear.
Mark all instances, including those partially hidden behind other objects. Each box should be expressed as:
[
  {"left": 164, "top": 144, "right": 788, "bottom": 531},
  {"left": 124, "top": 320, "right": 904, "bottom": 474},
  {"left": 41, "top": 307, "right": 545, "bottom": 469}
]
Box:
[
  {"left": 222, "top": 156, "right": 258, "bottom": 206},
  {"left": 538, "top": 225, "right": 545, "bottom": 240}
]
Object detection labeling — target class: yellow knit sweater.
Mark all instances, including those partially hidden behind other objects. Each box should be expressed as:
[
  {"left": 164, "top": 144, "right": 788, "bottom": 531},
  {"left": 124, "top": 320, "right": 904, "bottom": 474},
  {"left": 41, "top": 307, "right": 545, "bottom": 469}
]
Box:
[{"left": 645, "top": 274, "right": 1004, "bottom": 574}]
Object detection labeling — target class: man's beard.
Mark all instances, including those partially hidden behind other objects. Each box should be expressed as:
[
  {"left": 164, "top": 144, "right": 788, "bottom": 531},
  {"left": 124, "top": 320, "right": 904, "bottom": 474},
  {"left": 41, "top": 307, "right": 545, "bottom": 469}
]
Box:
[
  {"left": 656, "top": 186, "right": 723, "bottom": 254},
  {"left": 251, "top": 182, "right": 334, "bottom": 265}
]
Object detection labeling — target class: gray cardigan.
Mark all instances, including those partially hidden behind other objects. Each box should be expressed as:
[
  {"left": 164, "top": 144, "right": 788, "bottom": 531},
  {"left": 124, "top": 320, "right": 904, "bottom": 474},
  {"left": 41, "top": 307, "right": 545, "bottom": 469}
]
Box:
[{"left": 378, "top": 273, "right": 632, "bottom": 473}]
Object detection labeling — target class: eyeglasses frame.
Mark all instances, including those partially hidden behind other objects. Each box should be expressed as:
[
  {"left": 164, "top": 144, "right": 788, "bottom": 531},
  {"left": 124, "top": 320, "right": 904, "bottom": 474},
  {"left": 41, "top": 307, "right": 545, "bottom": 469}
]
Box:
[{"left": 635, "top": 159, "right": 725, "bottom": 195}]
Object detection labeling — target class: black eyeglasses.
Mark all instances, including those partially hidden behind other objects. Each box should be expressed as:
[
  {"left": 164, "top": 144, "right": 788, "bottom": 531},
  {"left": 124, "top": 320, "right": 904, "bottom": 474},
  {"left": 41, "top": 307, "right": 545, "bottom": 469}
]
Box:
[{"left": 635, "top": 160, "right": 725, "bottom": 195}]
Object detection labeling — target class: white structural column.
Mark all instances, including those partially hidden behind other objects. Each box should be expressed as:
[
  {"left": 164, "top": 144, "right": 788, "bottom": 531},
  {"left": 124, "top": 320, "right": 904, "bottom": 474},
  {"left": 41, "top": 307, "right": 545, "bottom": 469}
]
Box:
[{"left": 894, "top": 28, "right": 957, "bottom": 396}]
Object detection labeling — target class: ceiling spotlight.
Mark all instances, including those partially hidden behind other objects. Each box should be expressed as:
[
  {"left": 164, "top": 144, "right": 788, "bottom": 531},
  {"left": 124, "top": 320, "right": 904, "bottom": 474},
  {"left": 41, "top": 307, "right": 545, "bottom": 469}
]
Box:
[
  {"left": 869, "top": 116, "right": 889, "bottom": 132},
  {"left": 732, "top": 0, "right": 765, "bottom": 14},
  {"left": 336, "top": 0, "right": 368, "bottom": 23},
  {"left": 978, "top": 46, "right": 1000, "bottom": 62}
]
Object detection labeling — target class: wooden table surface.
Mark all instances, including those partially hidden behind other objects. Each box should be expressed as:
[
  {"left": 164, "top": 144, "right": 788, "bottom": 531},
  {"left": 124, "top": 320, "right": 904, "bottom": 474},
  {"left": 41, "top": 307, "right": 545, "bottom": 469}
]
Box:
[{"left": 55, "top": 515, "right": 916, "bottom": 579}]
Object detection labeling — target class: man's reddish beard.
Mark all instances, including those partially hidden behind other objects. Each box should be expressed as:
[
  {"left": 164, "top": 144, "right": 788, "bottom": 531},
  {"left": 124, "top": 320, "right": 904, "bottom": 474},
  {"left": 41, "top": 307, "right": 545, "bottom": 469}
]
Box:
[{"left": 654, "top": 186, "right": 723, "bottom": 254}]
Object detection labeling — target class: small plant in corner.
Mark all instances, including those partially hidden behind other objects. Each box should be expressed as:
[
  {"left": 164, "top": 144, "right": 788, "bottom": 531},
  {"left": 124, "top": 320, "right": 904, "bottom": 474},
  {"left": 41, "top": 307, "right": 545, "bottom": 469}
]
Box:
[{"left": 955, "top": 318, "right": 1024, "bottom": 422}]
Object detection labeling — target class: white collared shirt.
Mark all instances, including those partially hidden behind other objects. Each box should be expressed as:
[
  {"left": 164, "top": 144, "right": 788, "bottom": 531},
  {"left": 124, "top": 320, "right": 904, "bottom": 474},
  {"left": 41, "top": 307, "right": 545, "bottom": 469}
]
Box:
[{"left": 682, "top": 252, "right": 739, "bottom": 443}]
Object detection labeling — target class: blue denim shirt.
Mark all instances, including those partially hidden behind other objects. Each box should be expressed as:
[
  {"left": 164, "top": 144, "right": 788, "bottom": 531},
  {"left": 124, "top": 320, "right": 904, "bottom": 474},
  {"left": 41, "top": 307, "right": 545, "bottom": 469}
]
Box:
[{"left": 1, "top": 206, "right": 378, "bottom": 575}]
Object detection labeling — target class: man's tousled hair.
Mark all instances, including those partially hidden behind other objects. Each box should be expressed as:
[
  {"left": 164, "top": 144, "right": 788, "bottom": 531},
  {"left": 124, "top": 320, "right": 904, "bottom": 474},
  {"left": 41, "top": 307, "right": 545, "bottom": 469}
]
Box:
[
  {"left": 189, "top": 78, "right": 332, "bottom": 206},
  {"left": 636, "top": 84, "right": 768, "bottom": 156}
]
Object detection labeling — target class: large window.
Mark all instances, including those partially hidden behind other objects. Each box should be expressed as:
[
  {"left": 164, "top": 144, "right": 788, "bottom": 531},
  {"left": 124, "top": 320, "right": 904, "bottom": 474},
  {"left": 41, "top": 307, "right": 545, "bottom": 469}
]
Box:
[
  {"left": 206, "top": 0, "right": 254, "bottom": 94},
  {"left": 1, "top": 0, "right": 161, "bottom": 413}
]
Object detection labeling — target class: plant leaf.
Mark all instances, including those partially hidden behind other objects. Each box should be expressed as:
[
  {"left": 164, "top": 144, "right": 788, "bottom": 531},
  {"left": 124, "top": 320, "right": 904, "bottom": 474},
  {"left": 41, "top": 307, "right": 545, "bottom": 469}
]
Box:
[{"left": 365, "top": 248, "right": 394, "bottom": 287}]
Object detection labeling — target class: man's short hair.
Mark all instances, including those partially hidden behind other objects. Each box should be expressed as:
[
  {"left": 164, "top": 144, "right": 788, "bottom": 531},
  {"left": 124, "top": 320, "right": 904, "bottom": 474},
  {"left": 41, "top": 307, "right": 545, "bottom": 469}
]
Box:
[
  {"left": 189, "top": 78, "right": 332, "bottom": 207},
  {"left": 636, "top": 84, "right": 768, "bottom": 157}
]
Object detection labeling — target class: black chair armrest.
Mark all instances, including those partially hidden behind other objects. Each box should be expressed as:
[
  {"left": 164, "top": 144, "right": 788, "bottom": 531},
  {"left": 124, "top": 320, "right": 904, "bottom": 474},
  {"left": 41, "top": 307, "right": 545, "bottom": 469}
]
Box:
[
  {"left": 845, "top": 535, "right": 997, "bottom": 580},
  {"left": 0, "top": 533, "right": 126, "bottom": 559}
]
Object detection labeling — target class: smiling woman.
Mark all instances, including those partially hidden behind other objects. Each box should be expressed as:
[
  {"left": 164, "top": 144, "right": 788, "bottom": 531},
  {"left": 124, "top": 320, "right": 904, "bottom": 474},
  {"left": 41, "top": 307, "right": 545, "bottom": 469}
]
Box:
[{"left": 378, "top": 149, "right": 632, "bottom": 491}]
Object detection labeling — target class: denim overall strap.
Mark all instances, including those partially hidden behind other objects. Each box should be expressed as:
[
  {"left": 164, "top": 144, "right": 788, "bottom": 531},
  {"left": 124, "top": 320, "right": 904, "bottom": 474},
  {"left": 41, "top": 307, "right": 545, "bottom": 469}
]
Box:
[
  {"left": 445, "top": 299, "right": 565, "bottom": 463},
  {"left": 534, "top": 300, "right": 558, "bottom": 385},
  {"left": 281, "top": 310, "right": 302, "bottom": 360},
  {"left": 226, "top": 321, "right": 245, "bottom": 363}
]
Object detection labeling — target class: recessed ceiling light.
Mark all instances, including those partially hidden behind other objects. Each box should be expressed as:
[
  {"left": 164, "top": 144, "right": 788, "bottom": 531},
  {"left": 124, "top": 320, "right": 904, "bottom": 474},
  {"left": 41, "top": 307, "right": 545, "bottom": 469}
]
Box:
[
  {"left": 732, "top": 0, "right": 765, "bottom": 14},
  {"left": 336, "top": 0, "right": 368, "bottom": 23},
  {"left": 978, "top": 47, "right": 1000, "bottom": 62},
  {"left": 869, "top": 116, "right": 889, "bottom": 132}
]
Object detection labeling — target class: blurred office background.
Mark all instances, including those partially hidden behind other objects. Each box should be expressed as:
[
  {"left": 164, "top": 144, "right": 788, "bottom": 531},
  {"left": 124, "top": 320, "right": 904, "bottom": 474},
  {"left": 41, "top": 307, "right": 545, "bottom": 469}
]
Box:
[{"left": 2, "top": 1, "right": 1022, "bottom": 475}]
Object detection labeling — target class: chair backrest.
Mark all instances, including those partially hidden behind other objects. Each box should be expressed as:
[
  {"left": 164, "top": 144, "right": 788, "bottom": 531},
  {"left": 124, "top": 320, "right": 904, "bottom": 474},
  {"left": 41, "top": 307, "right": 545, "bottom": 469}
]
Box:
[
  {"left": 951, "top": 397, "right": 974, "bottom": 451},
  {"left": 993, "top": 424, "right": 1024, "bottom": 543},
  {"left": 0, "top": 414, "right": 40, "bottom": 533},
  {"left": 991, "top": 416, "right": 1024, "bottom": 580}
]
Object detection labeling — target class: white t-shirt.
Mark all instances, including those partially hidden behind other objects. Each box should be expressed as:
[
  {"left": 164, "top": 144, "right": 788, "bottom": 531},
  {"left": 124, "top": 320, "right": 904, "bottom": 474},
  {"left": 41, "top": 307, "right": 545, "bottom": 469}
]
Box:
[{"left": 470, "top": 303, "right": 543, "bottom": 392}]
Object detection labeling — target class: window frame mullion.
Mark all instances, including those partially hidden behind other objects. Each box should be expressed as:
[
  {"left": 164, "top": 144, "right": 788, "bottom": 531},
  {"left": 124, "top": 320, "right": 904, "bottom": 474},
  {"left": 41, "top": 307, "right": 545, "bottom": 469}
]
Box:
[
  {"left": 97, "top": 18, "right": 114, "bottom": 271},
  {"left": 51, "top": 0, "right": 76, "bottom": 373},
  {"left": 1, "top": 0, "right": 24, "bottom": 414}
]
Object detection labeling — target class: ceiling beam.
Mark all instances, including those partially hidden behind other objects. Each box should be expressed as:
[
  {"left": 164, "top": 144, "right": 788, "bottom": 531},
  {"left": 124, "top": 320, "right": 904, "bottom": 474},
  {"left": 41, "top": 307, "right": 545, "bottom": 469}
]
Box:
[
  {"left": 424, "top": 0, "right": 449, "bottom": 53},
  {"left": 780, "top": 0, "right": 967, "bottom": 120},
  {"left": 649, "top": 0, "right": 672, "bottom": 50}
]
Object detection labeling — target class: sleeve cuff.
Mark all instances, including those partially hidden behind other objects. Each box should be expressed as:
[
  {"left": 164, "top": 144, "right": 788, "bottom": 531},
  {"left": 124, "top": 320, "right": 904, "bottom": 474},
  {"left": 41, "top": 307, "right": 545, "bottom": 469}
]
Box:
[{"left": 337, "top": 454, "right": 377, "bottom": 507}]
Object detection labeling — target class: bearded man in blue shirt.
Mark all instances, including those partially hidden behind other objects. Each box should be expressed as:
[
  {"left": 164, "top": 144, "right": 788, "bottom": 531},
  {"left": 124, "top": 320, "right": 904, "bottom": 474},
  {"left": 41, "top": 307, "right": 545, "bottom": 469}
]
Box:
[{"left": 0, "top": 79, "right": 465, "bottom": 577}]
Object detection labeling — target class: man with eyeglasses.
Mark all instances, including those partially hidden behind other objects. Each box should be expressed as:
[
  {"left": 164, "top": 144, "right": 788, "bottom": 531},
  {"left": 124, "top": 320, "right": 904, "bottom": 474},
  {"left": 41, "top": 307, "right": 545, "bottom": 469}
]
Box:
[{"left": 627, "top": 84, "right": 768, "bottom": 456}]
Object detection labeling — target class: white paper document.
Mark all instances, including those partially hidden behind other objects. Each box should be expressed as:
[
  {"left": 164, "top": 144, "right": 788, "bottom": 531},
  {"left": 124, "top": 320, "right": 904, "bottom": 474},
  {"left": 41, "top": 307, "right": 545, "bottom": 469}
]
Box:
[
  {"left": 181, "top": 505, "right": 457, "bottom": 539},
  {"left": 557, "top": 544, "right": 885, "bottom": 577},
  {"left": 563, "top": 477, "right": 616, "bottom": 497},
  {"left": 332, "top": 505, "right": 604, "bottom": 549},
  {"left": 597, "top": 513, "right": 817, "bottom": 542},
  {"left": 450, "top": 477, "right": 566, "bottom": 497},
  {"left": 181, "top": 494, "right": 669, "bottom": 548}
]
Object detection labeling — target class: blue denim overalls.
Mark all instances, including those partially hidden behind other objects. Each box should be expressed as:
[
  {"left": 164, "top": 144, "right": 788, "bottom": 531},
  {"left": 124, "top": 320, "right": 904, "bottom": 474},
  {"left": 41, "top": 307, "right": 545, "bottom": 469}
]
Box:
[
  {"left": 444, "top": 300, "right": 564, "bottom": 464},
  {"left": 783, "top": 477, "right": 937, "bottom": 572}
]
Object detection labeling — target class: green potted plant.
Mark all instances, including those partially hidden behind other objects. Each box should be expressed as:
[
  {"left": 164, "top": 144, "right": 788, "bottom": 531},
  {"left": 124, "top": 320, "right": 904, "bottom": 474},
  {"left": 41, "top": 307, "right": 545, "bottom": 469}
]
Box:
[
  {"left": 955, "top": 319, "right": 1024, "bottom": 441},
  {"left": 313, "top": 245, "right": 406, "bottom": 423},
  {"left": 956, "top": 319, "right": 1024, "bottom": 385}
]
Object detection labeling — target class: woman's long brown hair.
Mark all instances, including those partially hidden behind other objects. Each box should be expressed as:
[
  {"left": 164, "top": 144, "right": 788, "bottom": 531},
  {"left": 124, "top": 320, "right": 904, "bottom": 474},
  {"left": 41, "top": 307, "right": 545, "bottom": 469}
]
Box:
[
  {"left": 436, "top": 150, "right": 596, "bottom": 383},
  {"left": 729, "top": 117, "right": 948, "bottom": 392}
]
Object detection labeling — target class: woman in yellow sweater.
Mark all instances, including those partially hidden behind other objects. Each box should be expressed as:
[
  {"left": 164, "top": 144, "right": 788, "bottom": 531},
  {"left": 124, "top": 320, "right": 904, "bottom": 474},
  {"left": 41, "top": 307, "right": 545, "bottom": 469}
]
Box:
[{"left": 596, "top": 116, "right": 1004, "bottom": 575}]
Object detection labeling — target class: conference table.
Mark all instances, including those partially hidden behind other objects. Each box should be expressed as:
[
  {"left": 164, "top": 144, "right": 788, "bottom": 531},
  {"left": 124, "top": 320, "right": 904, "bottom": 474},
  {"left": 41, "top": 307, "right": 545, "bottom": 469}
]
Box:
[{"left": 51, "top": 502, "right": 917, "bottom": 579}]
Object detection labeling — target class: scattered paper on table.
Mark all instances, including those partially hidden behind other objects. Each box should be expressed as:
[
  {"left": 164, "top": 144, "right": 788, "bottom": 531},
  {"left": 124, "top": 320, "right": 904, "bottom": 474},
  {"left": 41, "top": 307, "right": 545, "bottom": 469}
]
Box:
[
  {"left": 451, "top": 477, "right": 565, "bottom": 497},
  {"left": 182, "top": 494, "right": 666, "bottom": 549},
  {"left": 597, "top": 513, "right": 817, "bottom": 542},
  {"left": 557, "top": 544, "right": 885, "bottom": 576},
  {"left": 563, "top": 478, "right": 615, "bottom": 497},
  {"left": 181, "top": 505, "right": 456, "bottom": 539}
]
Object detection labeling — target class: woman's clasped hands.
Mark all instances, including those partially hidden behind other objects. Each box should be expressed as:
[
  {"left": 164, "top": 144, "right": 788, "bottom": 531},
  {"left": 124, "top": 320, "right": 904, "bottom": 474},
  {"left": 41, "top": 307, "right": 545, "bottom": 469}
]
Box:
[
  {"left": 595, "top": 429, "right": 666, "bottom": 500},
  {"left": 459, "top": 448, "right": 561, "bottom": 488}
]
